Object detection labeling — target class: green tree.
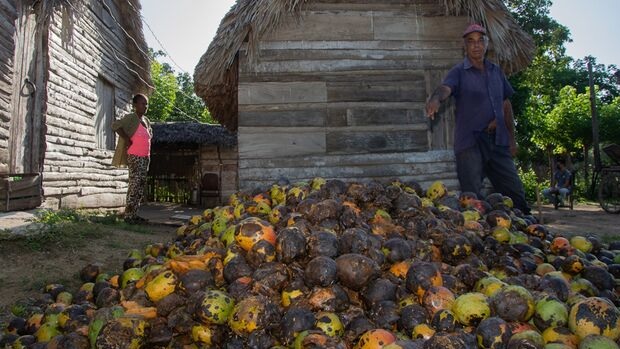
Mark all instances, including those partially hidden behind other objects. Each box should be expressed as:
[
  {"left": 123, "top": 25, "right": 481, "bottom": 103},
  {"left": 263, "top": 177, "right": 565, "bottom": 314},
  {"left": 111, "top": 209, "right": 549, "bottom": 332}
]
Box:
[
  {"left": 534, "top": 86, "right": 591, "bottom": 154},
  {"left": 169, "top": 72, "right": 216, "bottom": 123},
  {"left": 504, "top": 0, "right": 574, "bottom": 164},
  {"left": 570, "top": 57, "right": 619, "bottom": 102},
  {"left": 148, "top": 50, "right": 216, "bottom": 123},
  {"left": 149, "top": 58, "right": 177, "bottom": 121},
  {"left": 599, "top": 96, "right": 620, "bottom": 148}
]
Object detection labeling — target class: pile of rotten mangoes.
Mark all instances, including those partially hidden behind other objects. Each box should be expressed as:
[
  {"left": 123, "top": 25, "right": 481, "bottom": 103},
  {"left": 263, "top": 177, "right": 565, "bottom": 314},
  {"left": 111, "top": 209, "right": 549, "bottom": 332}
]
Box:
[{"left": 1, "top": 178, "right": 620, "bottom": 349}]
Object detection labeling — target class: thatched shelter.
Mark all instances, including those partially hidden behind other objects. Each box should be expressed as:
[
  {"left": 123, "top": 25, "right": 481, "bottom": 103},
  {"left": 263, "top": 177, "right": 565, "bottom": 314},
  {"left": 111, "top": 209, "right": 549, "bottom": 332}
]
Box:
[
  {"left": 193, "top": 0, "right": 534, "bottom": 192},
  {"left": 152, "top": 123, "right": 238, "bottom": 147},
  {"left": 149, "top": 123, "right": 238, "bottom": 207},
  {"left": 1, "top": 0, "right": 151, "bottom": 211}
]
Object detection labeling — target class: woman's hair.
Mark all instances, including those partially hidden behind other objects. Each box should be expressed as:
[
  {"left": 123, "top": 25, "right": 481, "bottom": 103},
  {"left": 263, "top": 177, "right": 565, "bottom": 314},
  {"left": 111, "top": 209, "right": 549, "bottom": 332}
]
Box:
[{"left": 132, "top": 93, "right": 148, "bottom": 104}]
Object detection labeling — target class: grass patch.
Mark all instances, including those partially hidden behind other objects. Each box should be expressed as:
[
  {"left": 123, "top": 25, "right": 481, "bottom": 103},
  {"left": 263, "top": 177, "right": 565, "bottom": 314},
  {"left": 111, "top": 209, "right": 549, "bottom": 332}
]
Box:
[{"left": 0, "top": 208, "right": 153, "bottom": 251}]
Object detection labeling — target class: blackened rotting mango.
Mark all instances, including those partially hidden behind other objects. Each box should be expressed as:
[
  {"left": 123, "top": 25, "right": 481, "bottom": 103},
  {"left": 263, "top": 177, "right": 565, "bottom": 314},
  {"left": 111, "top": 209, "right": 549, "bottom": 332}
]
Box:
[
  {"left": 252, "top": 262, "right": 290, "bottom": 292},
  {"left": 423, "top": 331, "right": 477, "bottom": 349},
  {"left": 307, "top": 231, "right": 339, "bottom": 258},
  {"left": 475, "top": 317, "right": 512, "bottom": 349},
  {"left": 441, "top": 234, "right": 473, "bottom": 265},
  {"left": 223, "top": 256, "right": 254, "bottom": 284},
  {"left": 95, "top": 287, "right": 119, "bottom": 309},
  {"left": 393, "top": 192, "right": 422, "bottom": 213},
  {"left": 383, "top": 238, "right": 412, "bottom": 263},
  {"left": 276, "top": 227, "right": 306, "bottom": 264},
  {"left": 362, "top": 278, "right": 397, "bottom": 308},
  {"left": 279, "top": 307, "right": 316, "bottom": 345},
  {"left": 369, "top": 300, "right": 400, "bottom": 329},
  {"left": 304, "top": 256, "right": 338, "bottom": 288},
  {"left": 246, "top": 238, "right": 276, "bottom": 268},
  {"left": 147, "top": 317, "right": 174, "bottom": 347},
  {"left": 308, "top": 199, "right": 343, "bottom": 224},
  {"left": 321, "top": 179, "right": 347, "bottom": 199},
  {"left": 406, "top": 261, "right": 443, "bottom": 299},
  {"left": 335, "top": 253, "right": 380, "bottom": 291},
  {"left": 156, "top": 293, "right": 185, "bottom": 318},
  {"left": 582, "top": 265, "right": 615, "bottom": 291},
  {"left": 178, "top": 269, "right": 214, "bottom": 296},
  {"left": 343, "top": 315, "right": 374, "bottom": 345},
  {"left": 398, "top": 304, "right": 429, "bottom": 334},
  {"left": 339, "top": 228, "right": 373, "bottom": 254},
  {"left": 430, "top": 309, "right": 458, "bottom": 332},
  {"left": 307, "top": 284, "right": 350, "bottom": 312},
  {"left": 539, "top": 273, "right": 570, "bottom": 302}
]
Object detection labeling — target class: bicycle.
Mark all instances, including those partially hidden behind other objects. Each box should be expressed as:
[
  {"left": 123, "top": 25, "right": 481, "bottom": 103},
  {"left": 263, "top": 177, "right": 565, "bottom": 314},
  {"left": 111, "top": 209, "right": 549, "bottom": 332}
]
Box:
[{"left": 597, "top": 144, "right": 620, "bottom": 214}]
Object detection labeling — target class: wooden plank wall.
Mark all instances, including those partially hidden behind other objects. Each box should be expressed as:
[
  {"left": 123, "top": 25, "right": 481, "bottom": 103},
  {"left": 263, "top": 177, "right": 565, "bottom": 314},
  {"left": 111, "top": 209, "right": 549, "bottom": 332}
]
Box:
[
  {"left": 41, "top": 0, "right": 138, "bottom": 209},
  {"left": 237, "top": 0, "right": 465, "bottom": 191},
  {"left": 0, "top": 0, "right": 17, "bottom": 174}
]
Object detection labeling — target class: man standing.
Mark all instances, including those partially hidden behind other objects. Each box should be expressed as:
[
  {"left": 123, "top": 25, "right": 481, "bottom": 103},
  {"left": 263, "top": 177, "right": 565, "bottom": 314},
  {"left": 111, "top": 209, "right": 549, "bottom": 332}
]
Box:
[
  {"left": 425, "top": 24, "right": 531, "bottom": 215},
  {"left": 112, "top": 94, "right": 152, "bottom": 223}
]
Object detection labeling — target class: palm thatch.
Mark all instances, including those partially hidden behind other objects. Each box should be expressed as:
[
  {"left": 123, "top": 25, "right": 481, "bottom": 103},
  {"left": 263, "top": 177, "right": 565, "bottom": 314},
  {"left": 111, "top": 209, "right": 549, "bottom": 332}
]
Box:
[
  {"left": 152, "top": 122, "right": 238, "bottom": 148},
  {"left": 115, "top": 0, "right": 152, "bottom": 93},
  {"left": 32, "top": 0, "right": 151, "bottom": 93},
  {"left": 194, "top": 0, "right": 535, "bottom": 131}
]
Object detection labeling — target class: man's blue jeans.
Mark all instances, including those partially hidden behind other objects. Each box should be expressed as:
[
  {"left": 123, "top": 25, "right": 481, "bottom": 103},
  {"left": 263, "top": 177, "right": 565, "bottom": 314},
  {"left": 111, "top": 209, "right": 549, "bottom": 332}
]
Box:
[
  {"left": 456, "top": 131, "right": 531, "bottom": 214},
  {"left": 542, "top": 187, "right": 570, "bottom": 205}
]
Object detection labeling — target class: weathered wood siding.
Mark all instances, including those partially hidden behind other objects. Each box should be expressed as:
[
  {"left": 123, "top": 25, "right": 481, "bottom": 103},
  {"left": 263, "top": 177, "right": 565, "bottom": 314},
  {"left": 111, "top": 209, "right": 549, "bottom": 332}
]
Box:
[
  {"left": 237, "top": 0, "right": 464, "bottom": 190},
  {"left": 0, "top": 0, "right": 17, "bottom": 174},
  {"left": 41, "top": 1, "right": 138, "bottom": 209}
]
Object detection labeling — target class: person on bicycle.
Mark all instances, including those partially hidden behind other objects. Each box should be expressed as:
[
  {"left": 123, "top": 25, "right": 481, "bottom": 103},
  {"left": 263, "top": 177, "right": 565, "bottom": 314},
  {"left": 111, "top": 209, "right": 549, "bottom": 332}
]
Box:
[{"left": 542, "top": 158, "right": 572, "bottom": 206}]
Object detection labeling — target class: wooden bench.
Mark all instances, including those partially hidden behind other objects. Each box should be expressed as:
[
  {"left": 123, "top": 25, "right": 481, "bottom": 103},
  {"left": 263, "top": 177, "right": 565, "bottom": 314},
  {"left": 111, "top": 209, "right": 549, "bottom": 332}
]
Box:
[{"left": 0, "top": 174, "right": 42, "bottom": 212}]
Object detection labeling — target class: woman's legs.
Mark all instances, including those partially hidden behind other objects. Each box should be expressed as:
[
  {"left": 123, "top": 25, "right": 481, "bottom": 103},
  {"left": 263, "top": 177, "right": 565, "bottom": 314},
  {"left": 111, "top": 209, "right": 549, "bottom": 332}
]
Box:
[{"left": 125, "top": 154, "right": 150, "bottom": 220}]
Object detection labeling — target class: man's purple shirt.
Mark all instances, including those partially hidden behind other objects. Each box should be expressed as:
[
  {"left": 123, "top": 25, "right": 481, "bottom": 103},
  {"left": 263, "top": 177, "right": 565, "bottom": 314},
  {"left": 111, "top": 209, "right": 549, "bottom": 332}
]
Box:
[{"left": 442, "top": 57, "right": 514, "bottom": 154}]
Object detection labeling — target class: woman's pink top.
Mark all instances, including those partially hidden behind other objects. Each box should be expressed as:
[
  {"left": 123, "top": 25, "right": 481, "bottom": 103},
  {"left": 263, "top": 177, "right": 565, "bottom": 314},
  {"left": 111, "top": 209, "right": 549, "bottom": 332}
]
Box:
[{"left": 127, "top": 122, "right": 151, "bottom": 157}]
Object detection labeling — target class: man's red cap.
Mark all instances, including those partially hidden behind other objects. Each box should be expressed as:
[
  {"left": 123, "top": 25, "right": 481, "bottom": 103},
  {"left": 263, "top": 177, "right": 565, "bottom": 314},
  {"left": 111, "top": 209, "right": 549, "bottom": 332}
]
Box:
[{"left": 462, "top": 23, "right": 486, "bottom": 37}]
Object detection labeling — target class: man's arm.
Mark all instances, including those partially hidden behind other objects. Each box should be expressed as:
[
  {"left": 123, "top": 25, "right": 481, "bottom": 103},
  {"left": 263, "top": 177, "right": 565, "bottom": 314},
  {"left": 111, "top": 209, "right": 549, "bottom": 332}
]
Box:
[
  {"left": 503, "top": 99, "right": 517, "bottom": 157},
  {"left": 425, "top": 85, "right": 452, "bottom": 119}
]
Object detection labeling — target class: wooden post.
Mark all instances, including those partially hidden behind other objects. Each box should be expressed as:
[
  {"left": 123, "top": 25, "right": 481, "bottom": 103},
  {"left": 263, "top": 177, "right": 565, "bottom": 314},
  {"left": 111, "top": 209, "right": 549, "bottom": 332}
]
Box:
[
  {"left": 536, "top": 184, "right": 543, "bottom": 224},
  {"left": 588, "top": 60, "right": 602, "bottom": 172}
]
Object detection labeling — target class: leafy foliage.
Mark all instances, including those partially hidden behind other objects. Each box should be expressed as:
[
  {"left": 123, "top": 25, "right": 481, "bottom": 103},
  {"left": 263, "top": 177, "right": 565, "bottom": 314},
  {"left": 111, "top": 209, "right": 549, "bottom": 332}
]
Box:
[
  {"left": 504, "top": 0, "right": 619, "bottom": 200},
  {"left": 148, "top": 50, "right": 216, "bottom": 123},
  {"left": 149, "top": 58, "right": 177, "bottom": 121}
]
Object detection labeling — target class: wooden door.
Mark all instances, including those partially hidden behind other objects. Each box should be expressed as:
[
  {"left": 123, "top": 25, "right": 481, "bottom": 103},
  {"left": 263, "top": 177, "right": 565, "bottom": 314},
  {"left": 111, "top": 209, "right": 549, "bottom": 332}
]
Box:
[
  {"left": 9, "top": 1, "right": 43, "bottom": 174},
  {"left": 2, "top": 1, "right": 44, "bottom": 210}
]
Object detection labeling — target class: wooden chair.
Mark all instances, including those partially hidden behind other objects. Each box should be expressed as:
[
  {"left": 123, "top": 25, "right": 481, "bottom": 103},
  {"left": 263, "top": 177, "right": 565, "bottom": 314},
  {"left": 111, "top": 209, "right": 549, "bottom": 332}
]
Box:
[{"left": 200, "top": 173, "right": 220, "bottom": 207}]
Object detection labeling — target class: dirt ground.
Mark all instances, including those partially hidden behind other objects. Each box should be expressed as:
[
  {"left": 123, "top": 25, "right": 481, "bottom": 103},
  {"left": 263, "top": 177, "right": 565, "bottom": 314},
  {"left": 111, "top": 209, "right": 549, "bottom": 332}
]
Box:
[
  {"left": 0, "top": 202, "right": 617, "bottom": 327},
  {"left": 534, "top": 202, "right": 620, "bottom": 239},
  {"left": 0, "top": 222, "right": 178, "bottom": 325}
]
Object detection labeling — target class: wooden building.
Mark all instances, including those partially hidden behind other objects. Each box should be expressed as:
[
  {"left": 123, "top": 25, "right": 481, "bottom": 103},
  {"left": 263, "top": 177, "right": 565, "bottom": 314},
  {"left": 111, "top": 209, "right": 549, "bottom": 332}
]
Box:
[
  {"left": 150, "top": 122, "right": 238, "bottom": 208},
  {"left": 194, "top": 0, "right": 534, "bottom": 192},
  {"left": 0, "top": 0, "right": 150, "bottom": 211}
]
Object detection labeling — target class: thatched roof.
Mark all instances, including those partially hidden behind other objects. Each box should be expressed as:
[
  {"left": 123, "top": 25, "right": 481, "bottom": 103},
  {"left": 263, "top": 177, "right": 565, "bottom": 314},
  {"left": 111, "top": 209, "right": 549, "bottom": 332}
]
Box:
[
  {"left": 33, "top": 0, "right": 151, "bottom": 93},
  {"left": 194, "top": 0, "right": 535, "bottom": 131},
  {"left": 115, "top": 0, "right": 152, "bottom": 94},
  {"left": 152, "top": 122, "right": 238, "bottom": 148}
]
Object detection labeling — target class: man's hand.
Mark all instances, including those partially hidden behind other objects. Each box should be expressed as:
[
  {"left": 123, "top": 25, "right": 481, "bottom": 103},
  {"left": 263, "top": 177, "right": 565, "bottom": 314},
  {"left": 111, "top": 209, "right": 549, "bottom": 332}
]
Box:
[
  {"left": 425, "top": 85, "right": 452, "bottom": 120},
  {"left": 487, "top": 119, "right": 497, "bottom": 132},
  {"left": 509, "top": 140, "right": 518, "bottom": 157},
  {"left": 509, "top": 145, "right": 518, "bottom": 157},
  {"left": 425, "top": 98, "right": 441, "bottom": 120}
]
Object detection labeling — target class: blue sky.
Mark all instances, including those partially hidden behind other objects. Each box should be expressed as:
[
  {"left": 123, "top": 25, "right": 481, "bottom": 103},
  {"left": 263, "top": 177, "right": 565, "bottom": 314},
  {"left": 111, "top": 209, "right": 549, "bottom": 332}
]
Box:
[{"left": 141, "top": 0, "right": 619, "bottom": 74}]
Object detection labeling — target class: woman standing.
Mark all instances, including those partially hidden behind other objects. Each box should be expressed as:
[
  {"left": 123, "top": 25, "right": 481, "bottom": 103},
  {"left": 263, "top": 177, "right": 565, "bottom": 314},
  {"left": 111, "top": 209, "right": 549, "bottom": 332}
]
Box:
[{"left": 111, "top": 94, "right": 152, "bottom": 223}]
